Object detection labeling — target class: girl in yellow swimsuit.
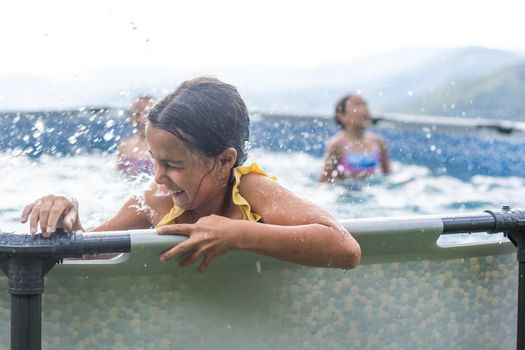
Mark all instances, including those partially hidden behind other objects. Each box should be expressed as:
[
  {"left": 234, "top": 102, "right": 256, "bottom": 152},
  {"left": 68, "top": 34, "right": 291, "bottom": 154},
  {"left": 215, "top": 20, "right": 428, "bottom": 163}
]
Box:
[{"left": 20, "top": 77, "right": 361, "bottom": 273}]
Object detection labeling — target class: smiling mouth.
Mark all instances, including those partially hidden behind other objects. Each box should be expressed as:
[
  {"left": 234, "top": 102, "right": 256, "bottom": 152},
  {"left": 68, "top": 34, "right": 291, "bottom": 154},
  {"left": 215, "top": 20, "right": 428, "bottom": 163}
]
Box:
[{"left": 171, "top": 189, "right": 184, "bottom": 196}]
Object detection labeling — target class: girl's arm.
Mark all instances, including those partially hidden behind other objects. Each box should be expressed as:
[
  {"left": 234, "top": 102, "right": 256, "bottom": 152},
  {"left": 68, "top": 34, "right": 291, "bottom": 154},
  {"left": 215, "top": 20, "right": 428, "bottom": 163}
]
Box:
[
  {"left": 20, "top": 183, "right": 169, "bottom": 235},
  {"left": 93, "top": 183, "right": 171, "bottom": 231},
  {"left": 319, "top": 139, "right": 340, "bottom": 183},
  {"left": 378, "top": 137, "right": 391, "bottom": 175},
  {"left": 116, "top": 140, "right": 128, "bottom": 171},
  {"left": 237, "top": 174, "right": 361, "bottom": 269},
  {"left": 92, "top": 196, "right": 154, "bottom": 231}
]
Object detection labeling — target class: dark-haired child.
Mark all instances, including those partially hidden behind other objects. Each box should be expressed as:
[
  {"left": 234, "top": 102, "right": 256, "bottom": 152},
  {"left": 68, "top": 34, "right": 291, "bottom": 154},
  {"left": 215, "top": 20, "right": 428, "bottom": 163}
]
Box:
[
  {"left": 117, "top": 96, "right": 156, "bottom": 176},
  {"left": 21, "top": 77, "right": 361, "bottom": 272},
  {"left": 320, "top": 94, "right": 390, "bottom": 183}
]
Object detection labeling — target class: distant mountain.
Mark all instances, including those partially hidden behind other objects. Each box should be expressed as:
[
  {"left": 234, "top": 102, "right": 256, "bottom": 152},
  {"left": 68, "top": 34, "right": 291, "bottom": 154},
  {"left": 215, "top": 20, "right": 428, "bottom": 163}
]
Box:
[
  {"left": 218, "top": 47, "right": 524, "bottom": 115},
  {"left": 392, "top": 64, "right": 525, "bottom": 121},
  {"left": 366, "top": 47, "right": 523, "bottom": 106},
  {"left": 0, "top": 46, "right": 523, "bottom": 115}
]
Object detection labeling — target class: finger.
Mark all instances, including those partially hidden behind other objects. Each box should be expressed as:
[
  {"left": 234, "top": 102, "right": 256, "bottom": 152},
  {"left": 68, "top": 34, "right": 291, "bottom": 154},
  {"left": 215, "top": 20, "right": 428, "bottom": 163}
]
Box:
[
  {"left": 179, "top": 248, "right": 207, "bottom": 268},
  {"left": 62, "top": 206, "right": 78, "bottom": 230},
  {"left": 160, "top": 238, "right": 197, "bottom": 262},
  {"left": 156, "top": 223, "right": 194, "bottom": 235},
  {"left": 39, "top": 201, "right": 53, "bottom": 235},
  {"left": 47, "top": 201, "right": 70, "bottom": 233},
  {"left": 29, "top": 201, "right": 43, "bottom": 235},
  {"left": 197, "top": 254, "right": 214, "bottom": 274},
  {"left": 20, "top": 203, "right": 35, "bottom": 223}
]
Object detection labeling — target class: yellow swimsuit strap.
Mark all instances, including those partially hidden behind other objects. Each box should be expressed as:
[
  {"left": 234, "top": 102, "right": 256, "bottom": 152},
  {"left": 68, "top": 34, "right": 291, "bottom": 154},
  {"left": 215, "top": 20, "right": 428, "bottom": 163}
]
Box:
[
  {"left": 155, "top": 162, "right": 276, "bottom": 227},
  {"left": 231, "top": 163, "right": 277, "bottom": 222}
]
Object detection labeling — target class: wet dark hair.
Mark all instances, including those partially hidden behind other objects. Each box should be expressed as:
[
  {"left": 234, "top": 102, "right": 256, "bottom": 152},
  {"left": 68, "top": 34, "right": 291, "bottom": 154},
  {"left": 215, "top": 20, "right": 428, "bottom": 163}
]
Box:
[
  {"left": 334, "top": 94, "right": 353, "bottom": 127},
  {"left": 147, "top": 77, "right": 250, "bottom": 166}
]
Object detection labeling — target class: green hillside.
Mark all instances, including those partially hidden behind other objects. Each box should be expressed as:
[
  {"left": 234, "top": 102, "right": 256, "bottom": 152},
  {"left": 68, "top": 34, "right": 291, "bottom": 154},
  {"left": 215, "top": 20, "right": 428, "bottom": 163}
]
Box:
[{"left": 392, "top": 64, "right": 525, "bottom": 121}]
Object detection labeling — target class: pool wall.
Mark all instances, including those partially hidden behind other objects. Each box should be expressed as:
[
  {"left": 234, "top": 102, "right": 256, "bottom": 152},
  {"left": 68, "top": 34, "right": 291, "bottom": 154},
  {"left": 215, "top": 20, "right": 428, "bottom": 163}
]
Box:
[
  {"left": 0, "top": 217, "right": 518, "bottom": 349},
  {"left": 2, "top": 109, "right": 525, "bottom": 179},
  {"left": 0, "top": 249, "right": 517, "bottom": 349}
]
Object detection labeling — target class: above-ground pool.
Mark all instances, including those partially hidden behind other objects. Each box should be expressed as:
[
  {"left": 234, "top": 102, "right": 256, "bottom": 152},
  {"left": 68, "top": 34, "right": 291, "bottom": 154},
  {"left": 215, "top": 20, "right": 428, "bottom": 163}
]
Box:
[{"left": 0, "top": 109, "right": 524, "bottom": 349}]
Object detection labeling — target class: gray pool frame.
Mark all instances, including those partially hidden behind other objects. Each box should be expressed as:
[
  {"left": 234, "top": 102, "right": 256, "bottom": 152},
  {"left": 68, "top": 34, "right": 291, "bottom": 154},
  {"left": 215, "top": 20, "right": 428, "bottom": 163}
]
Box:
[{"left": 1, "top": 208, "right": 524, "bottom": 350}]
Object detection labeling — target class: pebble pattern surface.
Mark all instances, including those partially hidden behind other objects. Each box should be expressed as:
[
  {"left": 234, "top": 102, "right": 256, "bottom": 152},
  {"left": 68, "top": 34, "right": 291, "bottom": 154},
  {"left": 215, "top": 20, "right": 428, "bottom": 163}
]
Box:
[{"left": 0, "top": 253, "right": 517, "bottom": 349}]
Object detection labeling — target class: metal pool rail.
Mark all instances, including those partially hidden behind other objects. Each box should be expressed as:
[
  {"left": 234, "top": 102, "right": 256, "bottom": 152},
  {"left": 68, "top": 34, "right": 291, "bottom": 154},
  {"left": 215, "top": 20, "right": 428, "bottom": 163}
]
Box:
[
  {"left": 1, "top": 207, "right": 525, "bottom": 349},
  {"left": 0, "top": 232, "right": 131, "bottom": 350}
]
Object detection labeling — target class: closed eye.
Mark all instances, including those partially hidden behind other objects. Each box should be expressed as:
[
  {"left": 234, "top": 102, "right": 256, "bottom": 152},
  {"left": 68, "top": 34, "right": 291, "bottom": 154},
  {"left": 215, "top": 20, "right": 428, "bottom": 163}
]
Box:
[
  {"left": 166, "top": 162, "right": 184, "bottom": 169},
  {"left": 148, "top": 151, "right": 184, "bottom": 169}
]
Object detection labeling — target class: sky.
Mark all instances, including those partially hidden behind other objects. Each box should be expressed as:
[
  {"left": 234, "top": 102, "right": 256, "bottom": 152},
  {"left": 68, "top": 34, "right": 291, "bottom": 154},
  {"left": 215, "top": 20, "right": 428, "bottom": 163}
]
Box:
[{"left": 1, "top": 0, "right": 525, "bottom": 76}]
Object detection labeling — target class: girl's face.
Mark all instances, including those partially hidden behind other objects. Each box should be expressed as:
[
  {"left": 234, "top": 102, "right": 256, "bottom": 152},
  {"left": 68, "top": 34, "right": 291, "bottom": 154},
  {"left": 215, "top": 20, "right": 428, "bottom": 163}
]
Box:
[
  {"left": 146, "top": 125, "right": 227, "bottom": 211},
  {"left": 339, "top": 95, "right": 371, "bottom": 130}
]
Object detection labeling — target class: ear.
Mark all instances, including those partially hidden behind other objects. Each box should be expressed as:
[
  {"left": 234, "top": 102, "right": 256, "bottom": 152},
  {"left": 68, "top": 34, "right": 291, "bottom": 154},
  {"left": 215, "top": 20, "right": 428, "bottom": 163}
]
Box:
[{"left": 218, "top": 147, "right": 238, "bottom": 171}]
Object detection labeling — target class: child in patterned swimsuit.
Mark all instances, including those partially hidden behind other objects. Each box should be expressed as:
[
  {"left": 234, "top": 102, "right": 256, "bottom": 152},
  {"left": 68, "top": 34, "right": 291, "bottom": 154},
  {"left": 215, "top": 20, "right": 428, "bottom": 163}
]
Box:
[
  {"left": 320, "top": 94, "right": 391, "bottom": 182},
  {"left": 21, "top": 77, "right": 360, "bottom": 273},
  {"left": 117, "top": 96, "right": 156, "bottom": 176}
]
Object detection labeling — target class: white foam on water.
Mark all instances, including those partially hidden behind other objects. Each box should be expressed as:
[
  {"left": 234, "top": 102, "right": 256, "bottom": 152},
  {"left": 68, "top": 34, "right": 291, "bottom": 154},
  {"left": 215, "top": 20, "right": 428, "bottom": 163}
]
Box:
[{"left": 2, "top": 149, "right": 524, "bottom": 246}]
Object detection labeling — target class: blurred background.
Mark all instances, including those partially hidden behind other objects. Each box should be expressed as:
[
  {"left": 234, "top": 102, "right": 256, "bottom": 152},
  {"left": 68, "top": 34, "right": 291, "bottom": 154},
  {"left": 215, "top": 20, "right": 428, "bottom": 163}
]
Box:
[
  {"left": 1, "top": 0, "right": 525, "bottom": 234},
  {"left": 1, "top": 0, "right": 524, "bottom": 120}
]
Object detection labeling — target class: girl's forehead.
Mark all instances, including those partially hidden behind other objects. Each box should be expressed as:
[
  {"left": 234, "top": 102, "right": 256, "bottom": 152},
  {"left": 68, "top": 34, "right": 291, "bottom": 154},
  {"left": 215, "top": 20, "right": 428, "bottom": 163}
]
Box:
[
  {"left": 146, "top": 126, "right": 191, "bottom": 159},
  {"left": 347, "top": 95, "right": 366, "bottom": 106}
]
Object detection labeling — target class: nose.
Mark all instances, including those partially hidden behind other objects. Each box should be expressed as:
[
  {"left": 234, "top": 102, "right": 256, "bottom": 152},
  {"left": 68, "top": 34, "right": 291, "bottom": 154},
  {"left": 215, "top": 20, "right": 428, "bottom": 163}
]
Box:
[{"left": 153, "top": 163, "right": 167, "bottom": 185}]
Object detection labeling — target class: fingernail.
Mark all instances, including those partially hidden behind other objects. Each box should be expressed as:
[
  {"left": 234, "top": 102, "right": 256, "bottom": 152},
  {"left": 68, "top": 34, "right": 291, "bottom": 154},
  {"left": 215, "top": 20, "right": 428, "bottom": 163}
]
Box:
[
  {"left": 30, "top": 227, "right": 36, "bottom": 234},
  {"left": 160, "top": 256, "right": 166, "bottom": 263},
  {"left": 47, "top": 226, "right": 55, "bottom": 233}
]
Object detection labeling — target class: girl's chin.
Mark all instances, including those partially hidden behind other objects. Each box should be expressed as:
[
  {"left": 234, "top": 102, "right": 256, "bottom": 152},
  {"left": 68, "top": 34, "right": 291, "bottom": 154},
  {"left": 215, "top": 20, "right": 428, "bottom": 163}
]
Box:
[{"left": 170, "top": 194, "right": 193, "bottom": 210}]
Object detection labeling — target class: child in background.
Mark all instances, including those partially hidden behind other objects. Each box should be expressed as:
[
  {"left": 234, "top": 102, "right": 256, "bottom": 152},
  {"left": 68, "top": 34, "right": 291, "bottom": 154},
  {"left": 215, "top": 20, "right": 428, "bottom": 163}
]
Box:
[
  {"left": 117, "top": 96, "right": 156, "bottom": 176},
  {"left": 320, "top": 94, "right": 390, "bottom": 182},
  {"left": 21, "top": 77, "right": 360, "bottom": 273}
]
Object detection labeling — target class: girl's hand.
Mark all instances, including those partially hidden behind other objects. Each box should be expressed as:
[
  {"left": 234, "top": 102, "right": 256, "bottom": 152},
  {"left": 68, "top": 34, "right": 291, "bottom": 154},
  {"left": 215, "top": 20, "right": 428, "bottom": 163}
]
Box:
[
  {"left": 20, "top": 195, "right": 82, "bottom": 237},
  {"left": 156, "top": 215, "right": 246, "bottom": 273}
]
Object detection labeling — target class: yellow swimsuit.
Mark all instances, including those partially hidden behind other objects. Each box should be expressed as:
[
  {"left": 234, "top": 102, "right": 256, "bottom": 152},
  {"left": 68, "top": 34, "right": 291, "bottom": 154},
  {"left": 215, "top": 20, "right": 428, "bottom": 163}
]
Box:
[{"left": 155, "top": 163, "right": 276, "bottom": 227}]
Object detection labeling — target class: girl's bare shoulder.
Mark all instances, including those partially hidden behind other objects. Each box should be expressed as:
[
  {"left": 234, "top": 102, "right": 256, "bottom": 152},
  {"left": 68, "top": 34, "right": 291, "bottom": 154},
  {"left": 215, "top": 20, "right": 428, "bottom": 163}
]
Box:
[
  {"left": 237, "top": 170, "right": 335, "bottom": 225},
  {"left": 366, "top": 131, "right": 386, "bottom": 144},
  {"left": 238, "top": 171, "right": 279, "bottom": 193},
  {"left": 327, "top": 132, "right": 346, "bottom": 152},
  {"left": 330, "top": 132, "right": 346, "bottom": 144},
  {"left": 237, "top": 171, "right": 288, "bottom": 210}
]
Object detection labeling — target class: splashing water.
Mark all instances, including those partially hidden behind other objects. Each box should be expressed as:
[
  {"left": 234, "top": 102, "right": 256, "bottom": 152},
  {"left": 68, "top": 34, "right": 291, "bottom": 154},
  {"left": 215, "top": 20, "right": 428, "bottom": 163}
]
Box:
[{"left": 1, "top": 149, "right": 524, "bottom": 243}]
